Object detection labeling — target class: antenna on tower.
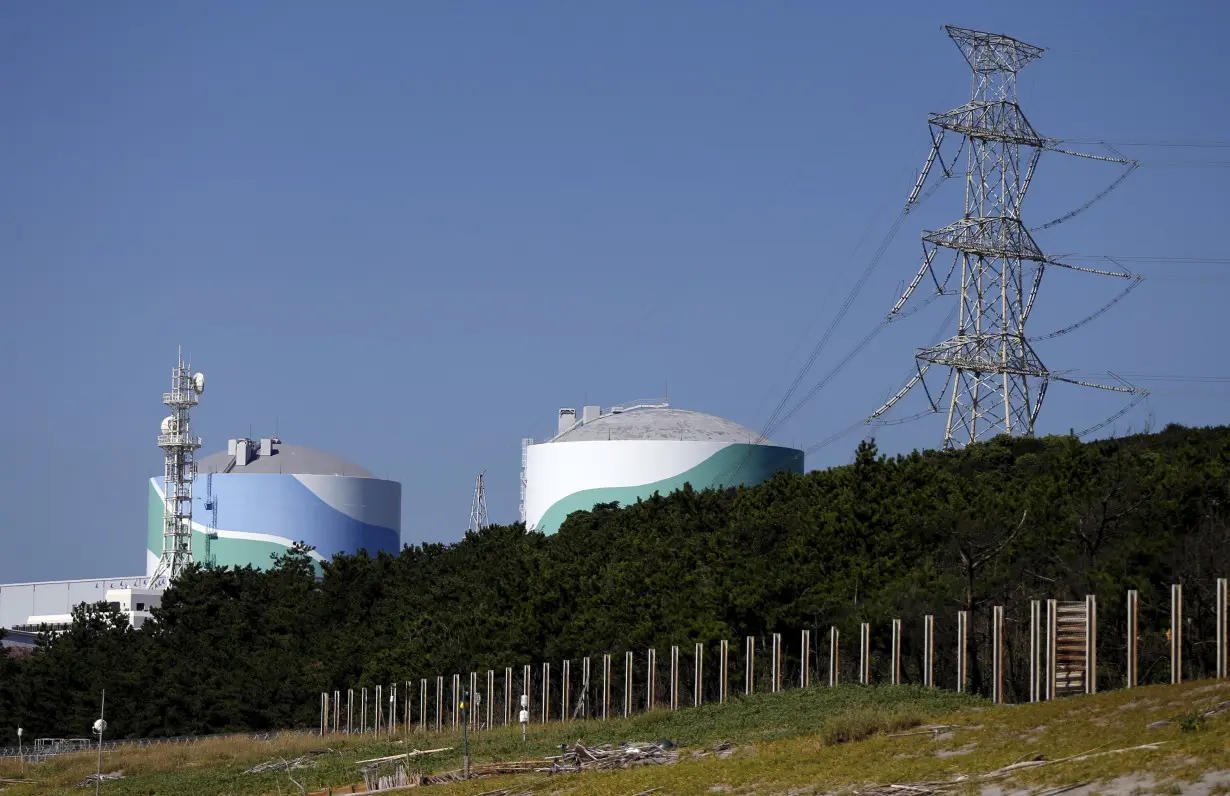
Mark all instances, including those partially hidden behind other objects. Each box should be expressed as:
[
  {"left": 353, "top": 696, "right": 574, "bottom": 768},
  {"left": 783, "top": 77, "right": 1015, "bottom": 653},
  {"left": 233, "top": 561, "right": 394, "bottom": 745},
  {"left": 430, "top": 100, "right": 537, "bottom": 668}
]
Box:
[
  {"left": 469, "top": 470, "right": 489, "bottom": 533},
  {"left": 148, "top": 347, "right": 206, "bottom": 586},
  {"left": 870, "top": 25, "right": 1146, "bottom": 448}
]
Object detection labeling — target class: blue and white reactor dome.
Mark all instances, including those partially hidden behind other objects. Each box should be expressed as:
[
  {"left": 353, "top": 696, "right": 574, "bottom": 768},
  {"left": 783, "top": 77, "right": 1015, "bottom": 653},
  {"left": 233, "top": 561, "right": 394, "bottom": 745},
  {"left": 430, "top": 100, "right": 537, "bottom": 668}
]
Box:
[
  {"left": 523, "top": 404, "right": 804, "bottom": 534},
  {"left": 147, "top": 437, "right": 401, "bottom": 574}
]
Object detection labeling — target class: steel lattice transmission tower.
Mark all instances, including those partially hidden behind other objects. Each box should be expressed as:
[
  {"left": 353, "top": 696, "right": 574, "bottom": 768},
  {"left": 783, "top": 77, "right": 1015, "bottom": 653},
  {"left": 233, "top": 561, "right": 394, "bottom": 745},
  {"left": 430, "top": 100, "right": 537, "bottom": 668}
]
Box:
[
  {"left": 469, "top": 470, "right": 489, "bottom": 533},
  {"left": 871, "top": 25, "right": 1143, "bottom": 448},
  {"left": 149, "top": 348, "right": 206, "bottom": 586}
]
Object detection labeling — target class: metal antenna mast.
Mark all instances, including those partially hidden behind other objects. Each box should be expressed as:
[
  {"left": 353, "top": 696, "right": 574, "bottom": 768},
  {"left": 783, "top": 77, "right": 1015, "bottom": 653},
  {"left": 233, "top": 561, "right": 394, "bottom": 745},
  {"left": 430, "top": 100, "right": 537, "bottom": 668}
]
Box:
[
  {"left": 149, "top": 348, "right": 205, "bottom": 585},
  {"left": 871, "top": 25, "right": 1143, "bottom": 448},
  {"left": 469, "top": 470, "right": 489, "bottom": 532}
]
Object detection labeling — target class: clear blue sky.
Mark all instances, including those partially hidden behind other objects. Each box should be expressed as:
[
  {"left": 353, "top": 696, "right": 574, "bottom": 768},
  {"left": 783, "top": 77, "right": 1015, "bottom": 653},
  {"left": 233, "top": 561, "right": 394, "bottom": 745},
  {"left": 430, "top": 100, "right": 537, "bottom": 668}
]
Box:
[{"left": 2, "top": 1, "right": 1227, "bottom": 582}]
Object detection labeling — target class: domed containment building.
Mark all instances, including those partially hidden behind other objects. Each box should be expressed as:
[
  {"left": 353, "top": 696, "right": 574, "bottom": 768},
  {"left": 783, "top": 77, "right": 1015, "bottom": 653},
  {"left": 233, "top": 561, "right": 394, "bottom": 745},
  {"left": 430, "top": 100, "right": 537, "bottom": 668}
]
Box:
[
  {"left": 146, "top": 437, "right": 401, "bottom": 574},
  {"left": 523, "top": 403, "right": 804, "bottom": 534}
]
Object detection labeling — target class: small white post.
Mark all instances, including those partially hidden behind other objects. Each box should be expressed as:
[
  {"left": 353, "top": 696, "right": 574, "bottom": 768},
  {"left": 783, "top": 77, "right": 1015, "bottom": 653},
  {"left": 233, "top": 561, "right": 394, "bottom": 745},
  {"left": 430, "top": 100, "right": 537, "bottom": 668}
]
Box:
[{"left": 923, "top": 615, "right": 934, "bottom": 688}]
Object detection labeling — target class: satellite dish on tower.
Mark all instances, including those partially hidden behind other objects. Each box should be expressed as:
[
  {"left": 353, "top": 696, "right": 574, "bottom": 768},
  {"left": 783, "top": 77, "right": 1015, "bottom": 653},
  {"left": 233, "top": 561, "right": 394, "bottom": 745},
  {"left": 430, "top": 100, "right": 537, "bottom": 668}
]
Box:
[
  {"left": 160, "top": 416, "right": 178, "bottom": 435},
  {"left": 192, "top": 372, "right": 206, "bottom": 394}
]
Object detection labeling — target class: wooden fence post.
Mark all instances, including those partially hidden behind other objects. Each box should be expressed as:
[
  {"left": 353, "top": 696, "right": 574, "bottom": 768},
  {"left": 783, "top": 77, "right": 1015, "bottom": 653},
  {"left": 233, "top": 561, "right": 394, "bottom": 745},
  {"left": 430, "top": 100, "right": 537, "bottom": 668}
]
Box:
[
  {"left": 992, "top": 605, "right": 1004, "bottom": 704},
  {"left": 720, "top": 640, "right": 729, "bottom": 703},
  {"left": 1216, "top": 578, "right": 1227, "bottom": 680},
  {"left": 561, "top": 660, "right": 570, "bottom": 722},
  {"left": 694, "top": 643, "right": 704, "bottom": 706},
  {"left": 924, "top": 615, "right": 934, "bottom": 688},
  {"left": 890, "top": 619, "right": 902, "bottom": 685},
  {"left": 829, "top": 627, "right": 840, "bottom": 687},
  {"left": 1030, "top": 600, "right": 1042, "bottom": 701},
  {"left": 859, "top": 623, "right": 871, "bottom": 684},
  {"left": 647, "top": 649, "right": 657, "bottom": 711},
  {"left": 745, "top": 636, "right": 755, "bottom": 695},
  {"left": 581, "top": 657, "right": 591, "bottom": 720},
  {"left": 1085, "top": 594, "right": 1098, "bottom": 695},
  {"left": 1171, "top": 584, "right": 1183, "bottom": 685},
  {"left": 602, "top": 654, "right": 612, "bottom": 720},
  {"left": 771, "top": 633, "right": 782, "bottom": 692},
  {"left": 541, "top": 663, "right": 550, "bottom": 723},
  {"left": 801, "top": 629, "right": 811, "bottom": 688},
  {"left": 956, "top": 611, "right": 968, "bottom": 694},
  {"left": 670, "top": 646, "right": 680, "bottom": 710},
  {"left": 623, "top": 651, "right": 632, "bottom": 718}
]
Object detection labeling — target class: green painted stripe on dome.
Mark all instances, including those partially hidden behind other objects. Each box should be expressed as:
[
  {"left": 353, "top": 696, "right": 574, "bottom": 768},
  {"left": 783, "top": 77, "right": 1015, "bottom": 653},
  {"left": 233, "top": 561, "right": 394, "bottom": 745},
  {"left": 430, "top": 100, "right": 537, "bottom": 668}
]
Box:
[
  {"left": 533, "top": 443, "right": 803, "bottom": 534},
  {"left": 146, "top": 480, "right": 322, "bottom": 575}
]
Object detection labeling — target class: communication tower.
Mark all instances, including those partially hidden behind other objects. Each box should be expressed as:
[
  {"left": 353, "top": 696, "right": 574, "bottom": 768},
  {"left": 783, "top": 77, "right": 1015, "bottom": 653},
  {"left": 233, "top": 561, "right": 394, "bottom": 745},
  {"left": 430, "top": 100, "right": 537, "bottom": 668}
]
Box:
[
  {"left": 469, "top": 470, "right": 489, "bottom": 533},
  {"left": 149, "top": 348, "right": 205, "bottom": 585},
  {"left": 872, "top": 25, "right": 1143, "bottom": 448}
]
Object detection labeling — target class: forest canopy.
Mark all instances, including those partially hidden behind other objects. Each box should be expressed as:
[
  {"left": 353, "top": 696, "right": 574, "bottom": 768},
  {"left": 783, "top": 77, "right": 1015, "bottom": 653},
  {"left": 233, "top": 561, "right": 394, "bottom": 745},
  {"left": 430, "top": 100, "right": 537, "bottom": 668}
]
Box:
[{"left": 0, "top": 423, "right": 1226, "bottom": 745}]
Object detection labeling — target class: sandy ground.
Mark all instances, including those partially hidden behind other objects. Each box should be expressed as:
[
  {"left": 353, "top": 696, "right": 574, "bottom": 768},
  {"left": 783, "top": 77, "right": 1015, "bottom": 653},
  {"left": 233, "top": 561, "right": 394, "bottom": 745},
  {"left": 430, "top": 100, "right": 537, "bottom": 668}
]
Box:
[{"left": 979, "top": 771, "right": 1230, "bottom": 796}]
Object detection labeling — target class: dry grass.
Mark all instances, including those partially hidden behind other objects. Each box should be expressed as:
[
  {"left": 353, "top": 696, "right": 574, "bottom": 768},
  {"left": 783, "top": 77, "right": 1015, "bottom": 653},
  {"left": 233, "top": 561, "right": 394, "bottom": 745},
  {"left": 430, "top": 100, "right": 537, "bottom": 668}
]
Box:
[{"left": 0, "top": 680, "right": 1226, "bottom": 795}]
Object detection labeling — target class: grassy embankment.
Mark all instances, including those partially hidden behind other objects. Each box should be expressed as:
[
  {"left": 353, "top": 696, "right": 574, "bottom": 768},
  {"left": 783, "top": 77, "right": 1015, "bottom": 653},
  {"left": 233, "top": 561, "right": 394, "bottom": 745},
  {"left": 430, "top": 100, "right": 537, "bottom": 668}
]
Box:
[{"left": 0, "top": 681, "right": 1227, "bottom": 796}]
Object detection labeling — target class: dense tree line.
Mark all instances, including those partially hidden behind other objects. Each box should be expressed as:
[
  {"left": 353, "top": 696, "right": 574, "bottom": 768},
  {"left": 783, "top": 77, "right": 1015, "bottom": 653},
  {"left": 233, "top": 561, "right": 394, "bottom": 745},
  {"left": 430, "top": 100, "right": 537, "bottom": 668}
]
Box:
[{"left": 1, "top": 423, "right": 1227, "bottom": 745}]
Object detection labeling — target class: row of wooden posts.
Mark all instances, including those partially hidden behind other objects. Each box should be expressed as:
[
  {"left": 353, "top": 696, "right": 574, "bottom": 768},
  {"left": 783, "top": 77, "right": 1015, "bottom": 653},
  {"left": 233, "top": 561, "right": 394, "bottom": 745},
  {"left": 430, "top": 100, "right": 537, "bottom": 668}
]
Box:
[{"left": 319, "top": 580, "right": 1230, "bottom": 736}]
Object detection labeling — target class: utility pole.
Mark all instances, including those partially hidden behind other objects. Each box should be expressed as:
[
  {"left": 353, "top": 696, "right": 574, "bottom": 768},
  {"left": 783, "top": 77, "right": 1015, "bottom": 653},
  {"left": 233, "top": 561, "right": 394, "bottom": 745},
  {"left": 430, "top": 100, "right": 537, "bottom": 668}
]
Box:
[
  {"left": 93, "top": 689, "right": 107, "bottom": 796},
  {"left": 460, "top": 687, "right": 471, "bottom": 779}
]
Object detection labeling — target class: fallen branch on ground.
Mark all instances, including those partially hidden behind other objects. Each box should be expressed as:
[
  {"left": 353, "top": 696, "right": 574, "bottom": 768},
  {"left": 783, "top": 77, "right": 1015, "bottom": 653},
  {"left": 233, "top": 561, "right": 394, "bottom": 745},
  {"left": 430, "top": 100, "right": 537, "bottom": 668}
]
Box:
[
  {"left": 885, "top": 725, "right": 965, "bottom": 738},
  {"left": 853, "top": 743, "right": 1167, "bottom": 796},
  {"left": 1148, "top": 700, "right": 1230, "bottom": 729}
]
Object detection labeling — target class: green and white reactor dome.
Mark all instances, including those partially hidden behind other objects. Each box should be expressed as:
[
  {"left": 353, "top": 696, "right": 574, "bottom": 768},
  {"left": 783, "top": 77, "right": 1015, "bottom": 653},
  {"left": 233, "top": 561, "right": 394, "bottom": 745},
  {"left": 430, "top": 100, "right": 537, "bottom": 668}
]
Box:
[{"left": 522, "top": 403, "right": 804, "bottom": 534}]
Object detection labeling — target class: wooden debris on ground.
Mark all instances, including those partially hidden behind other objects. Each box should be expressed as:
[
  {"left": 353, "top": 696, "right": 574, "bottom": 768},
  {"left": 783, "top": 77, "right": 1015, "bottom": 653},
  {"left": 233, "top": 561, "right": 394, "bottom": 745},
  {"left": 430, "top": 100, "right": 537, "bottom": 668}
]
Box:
[
  {"left": 244, "top": 754, "right": 322, "bottom": 774},
  {"left": 547, "top": 741, "right": 681, "bottom": 773},
  {"left": 359, "top": 748, "right": 453, "bottom": 791},
  {"left": 78, "top": 770, "right": 125, "bottom": 787},
  {"left": 424, "top": 760, "right": 543, "bottom": 785}
]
